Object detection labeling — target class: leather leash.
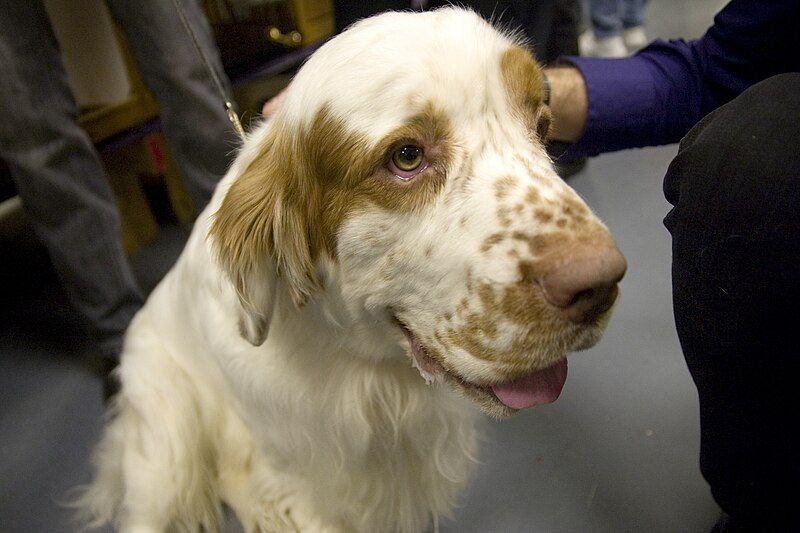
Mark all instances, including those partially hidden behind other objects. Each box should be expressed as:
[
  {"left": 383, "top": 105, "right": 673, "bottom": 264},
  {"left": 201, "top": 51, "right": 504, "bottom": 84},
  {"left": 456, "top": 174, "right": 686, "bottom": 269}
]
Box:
[{"left": 170, "top": 0, "right": 246, "bottom": 141}]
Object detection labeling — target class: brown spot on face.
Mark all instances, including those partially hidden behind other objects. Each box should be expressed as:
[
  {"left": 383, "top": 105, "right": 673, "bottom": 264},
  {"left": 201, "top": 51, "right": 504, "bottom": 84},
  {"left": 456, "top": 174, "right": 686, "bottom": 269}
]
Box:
[
  {"left": 480, "top": 232, "right": 506, "bottom": 254},
  {"left": 494, "top": 176, "right": 517, "bottom": 199},
  {"left": 513, "top": 203, "right": 525, "bottom": 215},
  {"left": 561, "top": 195, "right": 591, "bottom": 217},
  {"left": 556, "top": 218, "right": 568, "bottom": 228},
  {"left": 525, "top": 187, "right": 541, "bottom": 205},
  {"left": 511, "top": 231, "right": 558, "bottom": 255},
  {"left": 497, "top": 207, "right": 512, "bottom": 227},
  {"left": 534, "top": 208, "right": 553, "bottom": 223},
  {"left": 424, "top": 245, "right": 433, "bottom": 258},
  {"left": 500, "top": 46, "right": 552, "bottom": 142}
]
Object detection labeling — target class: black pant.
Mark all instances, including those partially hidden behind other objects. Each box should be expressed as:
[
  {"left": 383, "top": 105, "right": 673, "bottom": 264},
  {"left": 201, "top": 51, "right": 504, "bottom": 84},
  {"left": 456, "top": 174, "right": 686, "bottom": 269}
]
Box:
[{"left": 664, "top": 73, "right": 800, "bottom": 528}]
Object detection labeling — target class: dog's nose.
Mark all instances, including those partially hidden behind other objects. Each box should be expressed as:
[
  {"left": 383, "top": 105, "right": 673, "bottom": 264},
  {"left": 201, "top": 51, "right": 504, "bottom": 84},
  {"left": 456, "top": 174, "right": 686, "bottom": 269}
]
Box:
[{"left": 540, "top": 245, "right": 627, "bottom": 323}]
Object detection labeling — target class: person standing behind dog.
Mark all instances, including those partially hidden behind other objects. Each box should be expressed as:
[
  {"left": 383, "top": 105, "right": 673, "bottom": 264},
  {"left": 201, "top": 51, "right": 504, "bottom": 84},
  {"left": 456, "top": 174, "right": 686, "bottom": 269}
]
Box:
[
  {"left": 580, "top": 0, "right": 648, "bottom": 57},
  {"left": 546, "top": 0, "right": 799, "bottom": 530},
  {"left": 0, "top": 0, "right": 236, "bottom": 388}
]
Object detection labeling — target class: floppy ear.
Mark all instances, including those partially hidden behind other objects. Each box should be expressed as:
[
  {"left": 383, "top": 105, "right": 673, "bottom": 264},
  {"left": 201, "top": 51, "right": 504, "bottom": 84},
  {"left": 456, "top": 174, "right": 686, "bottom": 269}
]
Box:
[{"left": 209, "top": 125, "right": 320, "bottom": 346}]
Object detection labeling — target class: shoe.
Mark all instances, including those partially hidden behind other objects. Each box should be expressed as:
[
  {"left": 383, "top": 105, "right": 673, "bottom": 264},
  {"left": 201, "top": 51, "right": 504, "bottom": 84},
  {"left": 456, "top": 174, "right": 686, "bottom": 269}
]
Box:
[
  {"left": 579, "top": 30, "right": 628, "bottom": 58},
  {"left": 623, "top": 26, "right": 648, "bottom": 52}
]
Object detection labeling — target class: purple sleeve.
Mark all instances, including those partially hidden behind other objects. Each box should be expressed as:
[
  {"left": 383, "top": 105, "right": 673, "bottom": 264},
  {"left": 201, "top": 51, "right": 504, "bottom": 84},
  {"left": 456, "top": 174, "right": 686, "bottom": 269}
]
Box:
[{"left": 564, "top": 0, "right": 800, "bottom": 157}]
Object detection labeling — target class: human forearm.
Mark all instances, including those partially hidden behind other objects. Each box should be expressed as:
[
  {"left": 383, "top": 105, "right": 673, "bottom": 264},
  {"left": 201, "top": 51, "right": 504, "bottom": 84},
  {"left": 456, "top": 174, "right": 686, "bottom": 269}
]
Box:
[{"left": 544, "top": 66, "right": 588, "bottom": 143}]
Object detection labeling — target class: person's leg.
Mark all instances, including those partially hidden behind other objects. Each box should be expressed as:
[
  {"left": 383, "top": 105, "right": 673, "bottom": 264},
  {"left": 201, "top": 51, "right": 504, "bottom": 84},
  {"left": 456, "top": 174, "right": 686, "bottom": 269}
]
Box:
[
  {"left": 0, "top": 0, "right": 144, "bottom": 360},
  {"left": 589, "top": 0, "right": 622, "bottom": 39},
  {"left": 583, "top": 0, "right": 627, "bottom": 57},
  {"left": 620, "top": 0, "right": 647, "bottom": 50},
  {"left": 621, "top": 0, "right": 647, "bottom": 29},
  {"left": 663, "top": 73, "right": 800, "bottom": 529},
  {"left": 105, "top": 0, "right": 236, "bottom": 211}
]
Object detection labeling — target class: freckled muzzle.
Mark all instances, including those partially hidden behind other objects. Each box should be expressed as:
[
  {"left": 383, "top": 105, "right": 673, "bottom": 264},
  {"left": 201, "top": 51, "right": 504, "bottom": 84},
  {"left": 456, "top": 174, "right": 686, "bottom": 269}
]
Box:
[{"left": 394, "top": 198, "right": 627, "bottom": 417}]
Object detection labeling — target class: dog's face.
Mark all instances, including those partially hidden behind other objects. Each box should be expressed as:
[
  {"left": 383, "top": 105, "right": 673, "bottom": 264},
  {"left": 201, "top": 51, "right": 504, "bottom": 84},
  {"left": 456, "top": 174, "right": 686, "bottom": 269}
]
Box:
[{"left": 211, "top": 8, "right": 626, "bottom": 418}]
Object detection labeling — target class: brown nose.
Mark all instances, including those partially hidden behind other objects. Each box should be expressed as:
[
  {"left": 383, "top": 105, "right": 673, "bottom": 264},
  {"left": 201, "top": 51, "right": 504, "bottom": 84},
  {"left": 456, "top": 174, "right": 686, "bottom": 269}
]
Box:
[{"left": 540, "top": 246, "right": 627, "bottom": 323}]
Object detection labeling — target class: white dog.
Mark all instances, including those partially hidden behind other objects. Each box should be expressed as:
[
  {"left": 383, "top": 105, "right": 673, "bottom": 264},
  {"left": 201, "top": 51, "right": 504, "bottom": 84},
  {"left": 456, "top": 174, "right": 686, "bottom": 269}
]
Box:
[{"left": 77, "top": 8, "right": 626, "bottom": 532}]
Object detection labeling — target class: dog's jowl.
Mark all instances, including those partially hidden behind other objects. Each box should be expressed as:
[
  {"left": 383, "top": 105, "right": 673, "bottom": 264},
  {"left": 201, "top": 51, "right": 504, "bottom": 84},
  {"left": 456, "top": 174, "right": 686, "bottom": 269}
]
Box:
[{"left": 76, "top": 8, "right": 625, "bottom": 532}]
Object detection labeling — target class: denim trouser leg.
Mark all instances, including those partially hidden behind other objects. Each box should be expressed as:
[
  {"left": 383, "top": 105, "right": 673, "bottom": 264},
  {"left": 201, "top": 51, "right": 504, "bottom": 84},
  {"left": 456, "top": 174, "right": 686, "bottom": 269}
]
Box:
[
  {"left": 621, "top": 0, "right": 647, "bottom": 28},
  {"left": 0, "top": 0, "right": 144, "bottom": 358},
  {"left": 589, "top": 0, "right": 622, "bottom": 39},
  {"left": 105, "top": 0, "right": 237, "bottom": 210}
]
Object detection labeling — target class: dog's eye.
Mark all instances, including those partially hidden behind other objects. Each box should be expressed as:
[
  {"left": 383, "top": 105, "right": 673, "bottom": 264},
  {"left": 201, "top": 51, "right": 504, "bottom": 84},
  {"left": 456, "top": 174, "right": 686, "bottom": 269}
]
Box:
[
  {"left": 393, "top": 145, "right": 423, "bottom": 171},
  {"left": 388, "top": 145, "right": 427, "bottom": 180}
]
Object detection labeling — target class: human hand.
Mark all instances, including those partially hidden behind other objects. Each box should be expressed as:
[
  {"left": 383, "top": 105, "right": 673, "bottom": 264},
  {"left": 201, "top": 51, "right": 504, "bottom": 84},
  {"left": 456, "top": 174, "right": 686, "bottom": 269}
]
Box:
[{"left": 262, "top": 89, "right": 287, "bottom": 117}]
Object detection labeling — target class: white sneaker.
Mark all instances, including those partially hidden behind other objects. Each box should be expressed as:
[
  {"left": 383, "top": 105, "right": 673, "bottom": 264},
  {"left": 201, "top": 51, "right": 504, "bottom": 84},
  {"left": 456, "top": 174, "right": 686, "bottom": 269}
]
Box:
[
  {"left": 580, "top": 29, "right": 630, "bottom": 58},
  {"left": 579, "top": 29, "right": 597, "bottom": 56},
  {"left": 623, "top": 26, "right": 648, "bottom": 52}
]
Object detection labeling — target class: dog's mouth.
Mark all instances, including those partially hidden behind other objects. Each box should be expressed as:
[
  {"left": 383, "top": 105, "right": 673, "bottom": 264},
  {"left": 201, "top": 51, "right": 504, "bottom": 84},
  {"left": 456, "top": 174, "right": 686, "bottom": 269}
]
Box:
[{"left": 395, "top": 319, "right": 568, "bottom": 415}]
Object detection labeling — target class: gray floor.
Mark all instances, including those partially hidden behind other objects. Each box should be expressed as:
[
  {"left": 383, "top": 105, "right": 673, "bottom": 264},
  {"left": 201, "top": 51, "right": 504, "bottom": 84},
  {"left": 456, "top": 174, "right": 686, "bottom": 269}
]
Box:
[{"left": 1, "top": 2, "right": 729, "bottom": 531}]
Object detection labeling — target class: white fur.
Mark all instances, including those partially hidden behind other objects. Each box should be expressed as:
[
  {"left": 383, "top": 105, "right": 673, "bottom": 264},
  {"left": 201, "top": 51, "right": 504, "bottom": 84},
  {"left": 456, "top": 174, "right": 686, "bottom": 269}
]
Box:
[{"left": 76, "top": 8, "right": 618, "bottom": 532}]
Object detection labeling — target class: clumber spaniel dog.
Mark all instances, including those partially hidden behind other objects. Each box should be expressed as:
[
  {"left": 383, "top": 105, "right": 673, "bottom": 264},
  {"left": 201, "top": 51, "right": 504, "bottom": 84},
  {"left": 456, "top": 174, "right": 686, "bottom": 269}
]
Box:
[{"left": 78, "top": 7, "right": 626, "bottom": 532}]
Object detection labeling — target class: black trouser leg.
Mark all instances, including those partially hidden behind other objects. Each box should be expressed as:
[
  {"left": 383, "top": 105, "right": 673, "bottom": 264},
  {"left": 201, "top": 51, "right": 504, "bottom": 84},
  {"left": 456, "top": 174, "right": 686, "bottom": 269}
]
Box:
[{"left": 663, "top": 73, "right": 800, "bottom": 529}]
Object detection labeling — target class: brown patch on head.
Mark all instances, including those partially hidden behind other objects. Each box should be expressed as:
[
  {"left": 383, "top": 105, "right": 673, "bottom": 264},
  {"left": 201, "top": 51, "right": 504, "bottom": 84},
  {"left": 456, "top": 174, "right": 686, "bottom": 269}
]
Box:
[
  {"left": 500, "top": 46, "right": 552, "bottom": 141},
  {"left": 307, "top": 103, "right": 454, "bottom": 224},
  {"left": 211, "top": 103, "right": 453, "bottom": 310}
]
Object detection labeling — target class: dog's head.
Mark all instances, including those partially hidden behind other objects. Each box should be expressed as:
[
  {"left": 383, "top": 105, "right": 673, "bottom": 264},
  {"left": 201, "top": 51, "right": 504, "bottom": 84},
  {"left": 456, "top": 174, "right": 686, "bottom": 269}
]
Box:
[{"left": 210, "top": 8, "right": 626, "bottom": 418}]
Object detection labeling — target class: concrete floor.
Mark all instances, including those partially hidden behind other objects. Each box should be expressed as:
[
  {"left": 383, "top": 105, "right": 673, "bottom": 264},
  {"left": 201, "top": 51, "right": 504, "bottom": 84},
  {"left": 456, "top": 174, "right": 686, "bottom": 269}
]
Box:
[{"left": 1, "top": 1, "right": 729, "bottom": 531}]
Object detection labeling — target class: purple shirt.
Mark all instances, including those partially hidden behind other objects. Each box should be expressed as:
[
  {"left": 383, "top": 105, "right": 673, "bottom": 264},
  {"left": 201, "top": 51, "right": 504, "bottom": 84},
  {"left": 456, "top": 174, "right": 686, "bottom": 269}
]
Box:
[{"left": 566, "top": 0, "right": 800, "bottom": 156}]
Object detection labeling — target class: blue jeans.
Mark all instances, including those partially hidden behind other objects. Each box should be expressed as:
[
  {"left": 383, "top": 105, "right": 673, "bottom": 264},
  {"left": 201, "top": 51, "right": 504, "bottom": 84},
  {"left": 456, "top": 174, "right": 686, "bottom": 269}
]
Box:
[
  {"left": 0, "top": 0, "right": 236, "bottom": 359},
  {"left": 589, "top": 0, "right": 647, "bottom": 38}
]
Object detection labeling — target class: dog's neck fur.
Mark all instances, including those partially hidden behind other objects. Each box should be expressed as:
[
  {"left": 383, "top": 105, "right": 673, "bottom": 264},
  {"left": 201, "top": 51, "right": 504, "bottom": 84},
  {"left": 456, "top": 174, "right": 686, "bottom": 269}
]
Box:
[{"left": 204, "top": 240, "right": 480, "bottom": 531}]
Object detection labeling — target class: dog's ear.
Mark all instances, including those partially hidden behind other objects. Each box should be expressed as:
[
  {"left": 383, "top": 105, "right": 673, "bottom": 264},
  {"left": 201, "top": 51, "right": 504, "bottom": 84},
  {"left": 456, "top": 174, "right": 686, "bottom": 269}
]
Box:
[{"left": 210, "top": 125, "right": 320, "bottom": 346}]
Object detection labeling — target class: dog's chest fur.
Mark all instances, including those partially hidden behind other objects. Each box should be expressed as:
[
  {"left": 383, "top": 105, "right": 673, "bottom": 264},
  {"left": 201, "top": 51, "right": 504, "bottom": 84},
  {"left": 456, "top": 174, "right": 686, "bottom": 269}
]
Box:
[{"left": 156, "top": 220, "right": 480, "bottom": 531}]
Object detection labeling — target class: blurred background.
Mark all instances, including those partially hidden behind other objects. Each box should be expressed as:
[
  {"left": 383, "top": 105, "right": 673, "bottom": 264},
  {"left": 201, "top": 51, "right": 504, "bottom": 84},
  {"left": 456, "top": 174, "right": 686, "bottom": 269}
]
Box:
[{"left": 1, "top": 0, "right": 729, "bottom": 531}]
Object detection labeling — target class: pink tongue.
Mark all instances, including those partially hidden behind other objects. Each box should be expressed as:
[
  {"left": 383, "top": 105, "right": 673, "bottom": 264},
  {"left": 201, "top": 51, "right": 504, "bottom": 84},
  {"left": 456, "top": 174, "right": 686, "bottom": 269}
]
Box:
[{"left": 491, "top": 359, "right": 568, "bottom": 410}]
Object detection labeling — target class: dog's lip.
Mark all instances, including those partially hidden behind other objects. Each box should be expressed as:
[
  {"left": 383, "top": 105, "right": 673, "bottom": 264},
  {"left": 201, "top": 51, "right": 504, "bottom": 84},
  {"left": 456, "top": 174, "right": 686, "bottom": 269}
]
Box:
[{"left": 392, "top": 316, "right": 568, "bottom": 410}]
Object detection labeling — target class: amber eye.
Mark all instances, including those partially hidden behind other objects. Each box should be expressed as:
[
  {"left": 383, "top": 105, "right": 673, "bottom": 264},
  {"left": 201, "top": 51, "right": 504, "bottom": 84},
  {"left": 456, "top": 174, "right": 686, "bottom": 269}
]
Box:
[{"left": 391, "top": 145, "right": 424, "bottom": 172}]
